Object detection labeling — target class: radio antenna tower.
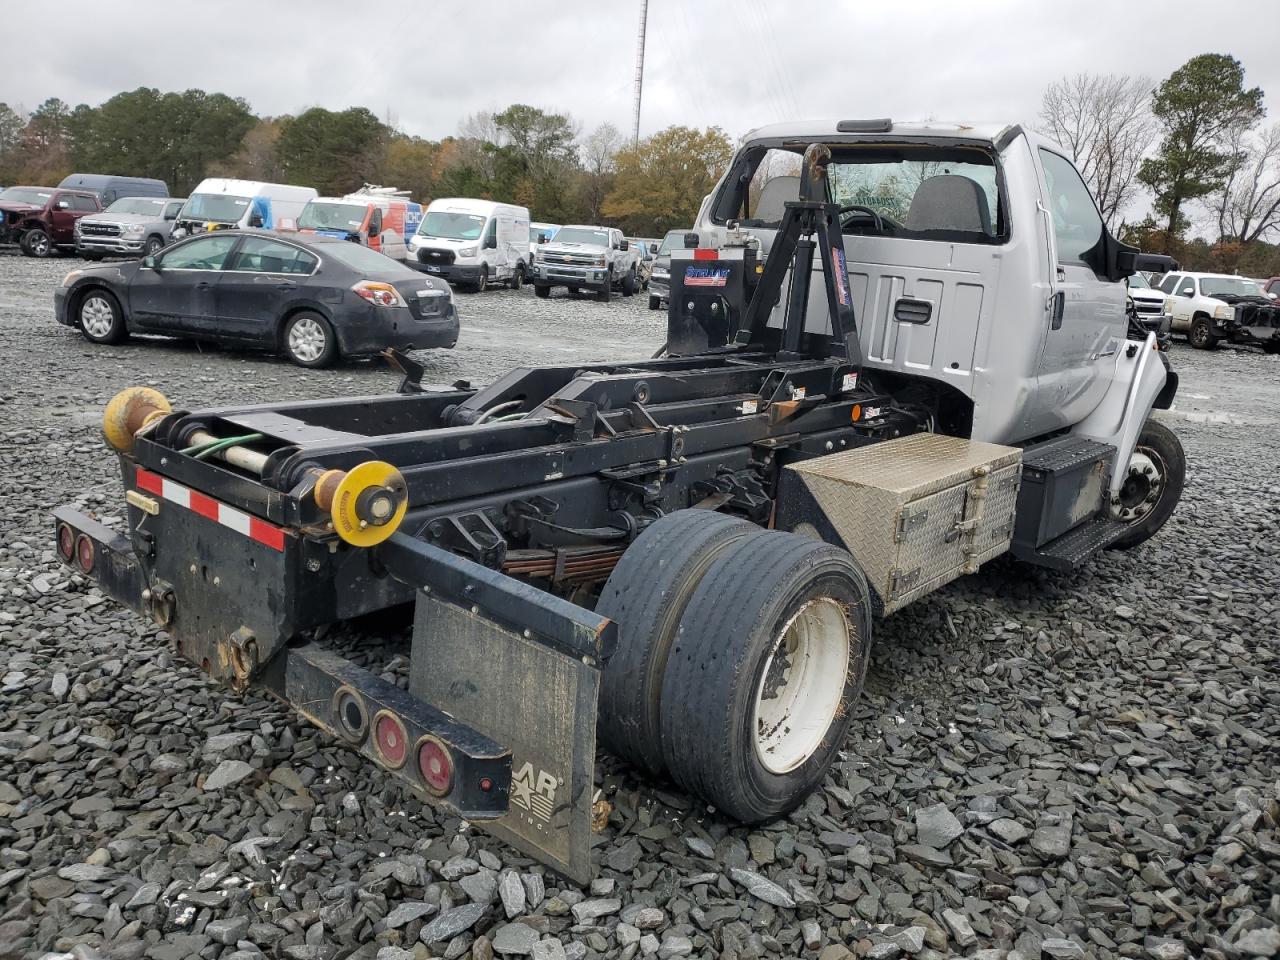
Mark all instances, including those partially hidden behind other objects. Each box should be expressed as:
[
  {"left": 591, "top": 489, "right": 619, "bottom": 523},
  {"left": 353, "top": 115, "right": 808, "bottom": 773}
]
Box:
[{"left": 631, "top": 0, "right": 649, "bottom": 145}]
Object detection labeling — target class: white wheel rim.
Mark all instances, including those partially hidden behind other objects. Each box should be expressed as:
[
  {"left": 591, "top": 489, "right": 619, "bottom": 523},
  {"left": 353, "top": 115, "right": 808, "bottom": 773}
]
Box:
[
  {"left": 32, "top": 234, "right": 48, "bottom": 255},
  {"left": 1110, "top": 449, "right": 1165, "bottom": 524},
  {"left": 288, "top": 317, "right": 326, "bottom": 362},
  {"left": 752, "top": 597, "right": 851, "bottom": 774},
  {"left": 81, "top": 296, "right": 114, "bottom": 337}
]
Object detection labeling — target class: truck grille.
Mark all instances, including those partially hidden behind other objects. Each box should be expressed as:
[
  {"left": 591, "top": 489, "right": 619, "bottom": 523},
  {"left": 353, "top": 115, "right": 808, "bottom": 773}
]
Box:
[
  {"left": 417, "top": 249, "right": 455, "bottom": 266},
  {"left": 1133, "top": 300, "right": 1162, "bottom": 315},
  {"left": 541, "top": 251, "right": 597, "bottom": 266},
  {"left": 80, "top": 222, "right": 121, "bottom": 238}
]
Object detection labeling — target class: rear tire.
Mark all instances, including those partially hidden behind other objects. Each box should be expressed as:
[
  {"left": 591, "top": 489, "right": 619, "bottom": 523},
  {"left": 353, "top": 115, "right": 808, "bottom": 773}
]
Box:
[
  {"left": 21, "top": 229, "right": 53, "bottom": 258},
  {"left": 622, "top": 267, "right": 638, "bottom": 296},
  {"left": 1109, "top": 418, "right": 1185, "bottom": 550},
  {"left": 1189, "top": 315, "right": 1218, "bottom": 350},
  {"left": 76, "top": 289, "right": 128, "bottom": 345},
  {"left": 534, "top": 283, "right": 551, "bottom": 299},
  {"left": 660, "top": 531, "right": 872, "bottom": 823},
  {"left": 596, "top": 511, "right": 758, "bottom": 775},
  {"left": 509, "top": 265, "right": 523, "bottom": 290},
  {"left": 283, "top": 311, "right": 337, "bottom": 368},
  {"left": 474, "top": 266, "right": 488, "bottom": 293},
  {"left": 648, "top": 295, "right": 662, "bottom": 311}
]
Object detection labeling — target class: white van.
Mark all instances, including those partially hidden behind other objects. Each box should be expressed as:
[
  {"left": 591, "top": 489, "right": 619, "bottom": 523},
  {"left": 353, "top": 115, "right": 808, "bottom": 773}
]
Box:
[
  {"left": 408, "top": 198, "right": 531, "bottom": 292},
  {"left": 175, "top": 179, "right": 318, "bottom": 239}
]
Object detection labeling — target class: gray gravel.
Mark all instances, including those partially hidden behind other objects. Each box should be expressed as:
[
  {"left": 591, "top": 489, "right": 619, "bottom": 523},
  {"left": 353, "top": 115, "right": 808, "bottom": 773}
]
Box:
[{"left": 1, "top": 252, "right": 1278, "bottom": 960}]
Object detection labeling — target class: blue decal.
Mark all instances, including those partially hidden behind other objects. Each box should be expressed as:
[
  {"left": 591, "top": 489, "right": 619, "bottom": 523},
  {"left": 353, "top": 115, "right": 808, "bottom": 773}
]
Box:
[
  {"left": 252, "top": 196, "right": 272, "bottom": 229},
  {"left": 684, "top": 266, "right": 729, "bottom": 287}
]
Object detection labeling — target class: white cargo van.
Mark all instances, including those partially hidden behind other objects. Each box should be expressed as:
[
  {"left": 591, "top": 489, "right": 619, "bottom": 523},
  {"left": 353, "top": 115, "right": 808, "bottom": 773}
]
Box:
[
  {"left": 174, "top": 179, "right": 318, "bottom": 239},
  {"left": 407, "top": 198, "right": 530, "bottom": 292}
]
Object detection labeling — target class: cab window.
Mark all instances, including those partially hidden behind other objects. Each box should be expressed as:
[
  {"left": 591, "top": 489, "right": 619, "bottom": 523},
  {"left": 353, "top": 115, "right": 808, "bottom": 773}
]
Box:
[
  {"left": 158, "top": 235, "right": 239, "bottom": 270},
  {"left": 484, "top": 219, "right": 497, "bottom": 248},
  {"left": 1038, "top": 149, "right": 1104, "bottom": 265},
  {"left": 228, "top": 236, "right": 318, "bottom": 275},
  {"left": 1157, "top": 274, "right": 1181, "bottom": 294},
  {"left": 1177, "top": 277, "right": 1196, "bottom": 298},
  {"left": 368, "top": 208, "right": 383, "bottom": 236}
]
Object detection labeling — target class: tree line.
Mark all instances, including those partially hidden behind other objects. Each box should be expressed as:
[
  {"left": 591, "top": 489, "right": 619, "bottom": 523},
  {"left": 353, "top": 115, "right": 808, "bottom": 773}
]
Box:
[
  {"left": 1040, "top": 53, "right": 1280, "bottom": 277},
  {"left": 0, "top": 89, "right": 733, "bottom": 237}
]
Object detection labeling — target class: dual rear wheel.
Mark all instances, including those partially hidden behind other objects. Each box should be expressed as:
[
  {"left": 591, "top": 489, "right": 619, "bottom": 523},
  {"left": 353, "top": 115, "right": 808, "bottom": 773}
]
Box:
[{"left": 596, "top": 511, "right": 871, "bottom": 822}]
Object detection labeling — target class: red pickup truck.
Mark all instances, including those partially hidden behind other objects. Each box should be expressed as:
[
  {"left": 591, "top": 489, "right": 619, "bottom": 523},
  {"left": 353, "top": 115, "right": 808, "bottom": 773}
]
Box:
[{"left": 0, "top": 186, "right": 102, "bottom": 257}]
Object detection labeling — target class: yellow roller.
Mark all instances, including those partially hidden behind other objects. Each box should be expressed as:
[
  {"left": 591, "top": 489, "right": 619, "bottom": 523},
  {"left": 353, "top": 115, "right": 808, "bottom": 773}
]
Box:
[
  {"left": 329, "top": 461, "right": 409, "bottom": 547},
  {"left": 103, "top": 387, "right": 171, "bottom": 453}
]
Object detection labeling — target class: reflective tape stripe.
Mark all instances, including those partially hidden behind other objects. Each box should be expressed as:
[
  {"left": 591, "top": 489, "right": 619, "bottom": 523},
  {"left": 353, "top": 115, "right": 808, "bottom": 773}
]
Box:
[{"left": 134, "top": 467, "right": 288, "bottom": 552}]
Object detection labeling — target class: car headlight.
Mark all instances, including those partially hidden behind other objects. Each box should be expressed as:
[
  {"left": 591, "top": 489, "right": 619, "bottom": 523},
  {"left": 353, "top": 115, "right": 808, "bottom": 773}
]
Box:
[
  {"left": 595, "top": 255, "right": 607, "bottom": 267},
  {"left": 62, "top": 270, "right": 83, "bottom": 287},
  {"left": 1163, "top": 300, "right": 1173, "bottom": 315},
  {"left": 121, "top": 226, "right": 145, "bottom": 239},
  {"left": 458, "top": 246, "right": 477, "bottom": 258},
  {"left": 1213, "top": 304, "right": 1233, "bottom": 320}
]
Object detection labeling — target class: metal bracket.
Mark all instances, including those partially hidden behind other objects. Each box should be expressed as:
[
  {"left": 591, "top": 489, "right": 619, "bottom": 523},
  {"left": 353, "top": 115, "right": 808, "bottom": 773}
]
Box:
[
  {"left": 894, "top": 509, "right": 929, "bottom": 542},
  {"left": 889, "top": 566, "right": 921, "bottom": 599}
]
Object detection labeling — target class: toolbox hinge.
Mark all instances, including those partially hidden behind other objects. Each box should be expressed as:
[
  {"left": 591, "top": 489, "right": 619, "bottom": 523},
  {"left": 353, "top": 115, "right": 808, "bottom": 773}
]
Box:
[
  {"left": 888, "top": 566, "right": 921, "bottom": 599},
  {"left": 894, "top": 508, "right": 929, "bottom": 542}
]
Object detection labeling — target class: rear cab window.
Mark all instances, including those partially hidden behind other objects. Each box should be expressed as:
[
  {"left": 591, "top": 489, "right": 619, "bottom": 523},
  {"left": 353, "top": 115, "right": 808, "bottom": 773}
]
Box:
[{"left": 712, "top": 141, "right": 1008, "bottom": 245}]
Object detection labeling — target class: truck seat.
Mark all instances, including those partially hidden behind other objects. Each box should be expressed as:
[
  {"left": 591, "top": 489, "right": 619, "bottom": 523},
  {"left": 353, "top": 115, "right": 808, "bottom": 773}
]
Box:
[
  {"left": 904, "top": 175, "right": 992, "bottom": 235},
  {"left": 753, "top": 176, "right": 801, "bottom": 226}
]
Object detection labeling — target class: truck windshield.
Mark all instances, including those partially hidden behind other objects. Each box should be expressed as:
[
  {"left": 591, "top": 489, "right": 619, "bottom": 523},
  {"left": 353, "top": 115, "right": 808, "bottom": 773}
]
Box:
[
  {"left": 1127, "top": 274, "right": 1152, "bottom": 290},
  {"left": 105, "top": 197, "right": 169, "bottom": 216},
  {"left": 419, "top": 211, "right": 485, "bottom": 240},
  {"left": 554, "top": 228, "right": 610, "bottom": 245},
  {"left": 1200, "top": 277, "right": 1263, "bottom": 298},
  {"left": 299, "top": 201, "right": 368, "bottom": 231},
  {"left": 657, "top": 231, "right": 686, "bottom": 255},
  {"left": 0, "top": 187, "right": 53, "bottom": 205},
  {"left": 182, "top": 193, "right": 252, "bottom": 223},
  {"left": 731, "top": 145, "right": 1006, "bottom": 244}
]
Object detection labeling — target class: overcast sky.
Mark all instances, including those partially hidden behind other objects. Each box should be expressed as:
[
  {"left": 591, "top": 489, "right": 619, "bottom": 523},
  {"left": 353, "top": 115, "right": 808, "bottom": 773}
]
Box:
[{"left": 5, "top": 0, "right": 1279, "bottom": 146}]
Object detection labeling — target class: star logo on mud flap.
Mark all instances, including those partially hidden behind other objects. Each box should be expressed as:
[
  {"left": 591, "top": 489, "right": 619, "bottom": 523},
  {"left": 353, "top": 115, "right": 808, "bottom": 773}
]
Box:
[{"left": 509, "top": 760, "right": 558, "bottom": 823}]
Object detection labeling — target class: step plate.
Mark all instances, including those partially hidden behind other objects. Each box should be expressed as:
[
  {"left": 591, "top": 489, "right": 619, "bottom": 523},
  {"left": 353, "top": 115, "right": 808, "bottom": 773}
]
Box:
[{"left": 1011, "top": 515, "right": 1128, "bottom": 571}]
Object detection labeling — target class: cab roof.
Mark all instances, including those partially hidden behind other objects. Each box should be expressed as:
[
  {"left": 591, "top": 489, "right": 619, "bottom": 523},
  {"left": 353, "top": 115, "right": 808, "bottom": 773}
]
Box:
[{"left": 740, "top": 119, "right": 1022, "bottom": 147}]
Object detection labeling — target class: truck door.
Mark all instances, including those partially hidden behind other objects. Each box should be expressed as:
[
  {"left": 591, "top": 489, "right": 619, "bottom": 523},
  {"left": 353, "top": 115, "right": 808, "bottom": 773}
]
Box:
[{"left": 1028, "top": 148, "right": 1124, "bottom": 433}]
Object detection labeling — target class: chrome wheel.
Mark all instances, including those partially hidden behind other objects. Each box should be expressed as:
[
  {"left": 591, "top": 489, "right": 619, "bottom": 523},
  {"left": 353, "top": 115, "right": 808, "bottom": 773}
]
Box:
[
  {"left": 80, "top": 295, "right": 115, "bottom": 339},
  {"left": 1111, "top": 447, "right": 1166, "bottom": 524},
  {"left": 287, "top": 316, "right": 327, "bottom": 363},
  {"left": 752, "top": 597, "right": 851, "bottom": 774},
  {"left": 27, "top": 231, "right": 50, "bottom": 257}
]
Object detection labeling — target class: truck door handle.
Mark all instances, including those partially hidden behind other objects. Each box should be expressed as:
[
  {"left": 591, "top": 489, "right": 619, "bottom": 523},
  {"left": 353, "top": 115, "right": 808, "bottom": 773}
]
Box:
[{"left": 1049, "top": 291, "right": 1065, "bottom": 330}]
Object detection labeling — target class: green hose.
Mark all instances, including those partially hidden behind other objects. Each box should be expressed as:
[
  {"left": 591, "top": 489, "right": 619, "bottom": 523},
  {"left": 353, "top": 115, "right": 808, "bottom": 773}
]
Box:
[{"left": 182, "top": 433, "right": 265, "bottom": 460}]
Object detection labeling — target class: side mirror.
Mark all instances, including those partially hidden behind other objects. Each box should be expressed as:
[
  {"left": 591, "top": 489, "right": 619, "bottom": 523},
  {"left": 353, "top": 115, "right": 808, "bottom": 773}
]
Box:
[
  {"left": 143, "top": 255, "right": 158, "bottom": 270},
  {"left": 56, "top": 200, "right": 71, "bottom": 210},
  {"left": 618, "top": 239, "right": 630, "bottom": 252},
  {"left": 248, "top": 213, "right": 264, "bottom": 228},
  {"left": 538, "top": 235, "right": 548, "bottom": 244},
  {"left": 484, "top": 234, "right": 497, "bottom": 249}
]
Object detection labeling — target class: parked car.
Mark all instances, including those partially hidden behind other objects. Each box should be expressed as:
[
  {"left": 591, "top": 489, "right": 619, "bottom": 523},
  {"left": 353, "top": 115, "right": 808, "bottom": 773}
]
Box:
[
  {"left": 647, "top": 228, "right": 695, "bottom": 310},
  {"left": 1260, "top": 277, "right": 1280, "bottom": 299},
  {"left": 75, "top": 197, "right": 186, "bottom": 260},
  {"left": 54, "top": 230, "right": 458, "bottom": 368},
  {"left": 58, "top": 173, "right": 168, "bottom": 206},
  {"left": 532, "top": 225, "right": 641, "bottom": 302},
  {"left": 296, "top": 186, "right": 423, "bottom": 262},
  {"left": 1158, "top": 271, "right": 1280, "bottom": 351},
  {"left": 0, "top": 186, "right": 102, "bottom": 257},
  {"left": 408, "top": 198, "right": 531, "bottom": 292},
  {"left": 528, "top": 221, "right": 560, "bottom": 272},
  {"left": 1126, "top": 272, "right": 1170, "bottom": 329},
  {"left": 173, "top": 179, "right": 318, "bottom": 238},
  {"left": 627, "top": 238, "right": 658, "bottom": 285}
]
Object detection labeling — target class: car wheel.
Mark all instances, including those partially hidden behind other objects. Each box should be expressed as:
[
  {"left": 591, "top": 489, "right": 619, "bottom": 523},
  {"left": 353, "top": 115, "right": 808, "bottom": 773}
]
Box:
[
  {"left": 534, "top": 283, "right": 551, "bottom": 299},
  {"left": 1109, "top": 419, "right": 1185, "bottom": 550},
  {"left": 77, "top": 289, "right": 129, "bottom": 345},
  {"left": 22, "top": 229, "right": 53, "bottom": 258},
  {"left": 474, "top": 266, "right": 488, "bottom": 293},
  {"left": 622, "top": 267, "right": 638, "bottom": 296},
  {"left": 596, "top": 282, "right": 611, "bottom": 303},
  {"left": 1189, "top": 315, "right": 1218, "bottom": 350},
  {"left": 80, "top": 252, "right": 104, "bottom": 262},
  {"left": 648, "top": 295, "right": 661, "bottom": 311},
  {"left": 509, "top": 265, "right": 523, "bottom": 290},
  {"left": 144, "top": 236, "right": 165, "bottom": 257},
  {"left": 283, "top": 312, "right": 338, "bottom": 368}
]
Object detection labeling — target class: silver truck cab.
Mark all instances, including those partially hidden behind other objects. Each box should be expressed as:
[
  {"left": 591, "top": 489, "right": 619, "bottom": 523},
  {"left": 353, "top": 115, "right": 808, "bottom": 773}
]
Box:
[
  {"left": 695, "top": 120, "right": 1172, "bottom": 497},
  {"left": 75, "top": 197, "right": 186, "bottom": 260}
]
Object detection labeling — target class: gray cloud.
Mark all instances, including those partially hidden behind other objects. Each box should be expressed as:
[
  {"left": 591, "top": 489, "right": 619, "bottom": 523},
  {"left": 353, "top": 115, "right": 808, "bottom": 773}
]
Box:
[{"left": 4, "top": 0, "right": 1278, "bottom": 148}]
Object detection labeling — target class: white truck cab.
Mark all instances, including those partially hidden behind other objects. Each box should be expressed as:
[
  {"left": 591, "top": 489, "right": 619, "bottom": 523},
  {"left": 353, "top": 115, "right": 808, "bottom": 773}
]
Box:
[
  {"left": 695, "top": 119, "right": 1173, "bottom": 497},
  {"left": 408, "top": 198, "right": 531, "bottom": 292},
  {"left": 1156, "top": 271, "right": 1271, "bottom": 349},
  {"left": 175, "top": 179, "right": 317, "bottom": 238}
]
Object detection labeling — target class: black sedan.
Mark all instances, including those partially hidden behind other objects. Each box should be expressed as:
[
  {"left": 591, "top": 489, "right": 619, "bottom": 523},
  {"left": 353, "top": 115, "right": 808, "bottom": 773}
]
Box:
[{"left": 54, "top": 230, "right": 459, "bottom": 367}]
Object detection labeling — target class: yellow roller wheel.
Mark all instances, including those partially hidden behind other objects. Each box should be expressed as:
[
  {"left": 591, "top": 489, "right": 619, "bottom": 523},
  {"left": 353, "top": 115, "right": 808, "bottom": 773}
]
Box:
[
  {"left": 330, "top": 460, "right": 409, "bottom": 547},
  {"left": 103, "top": 387, "right": 171, "bottom": 453}
]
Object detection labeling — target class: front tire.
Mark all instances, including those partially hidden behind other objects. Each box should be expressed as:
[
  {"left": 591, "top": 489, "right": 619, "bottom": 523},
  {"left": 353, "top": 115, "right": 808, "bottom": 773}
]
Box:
[
  {"left": 283, "top": 312, "right": 337, "bottom": 368},
  {"left": 1109, "top": 418, "right": 1185, "bottom": 550},
  {"left": 77, "top": 289, "right": 129, "bottom": 344},
  {"left": 660, "top": 531, "right": 872, "bottom": 823},
  {"left": 534, "top": 283, "right": 551, "bottom": 299},
  {"left": 22, "top": 229, "right": 53, "bottom": 258},
  {"left": 144, "top": 236, "right": 165, "bottom": 257},
  {"left": 1189, "top": 315, "right": 1218, "bottom": 350},
  {"left": 622, "top": 267, "right": 638, "bottom": 296},
  {"left": 648, "top": 295, "right": 662, "bottom": 311},
  {"left": 474, "top": 266, "right": 488, "bottom": 293},
  {"left": 509, "top": 265, "right": 524, "bottom": 290}
]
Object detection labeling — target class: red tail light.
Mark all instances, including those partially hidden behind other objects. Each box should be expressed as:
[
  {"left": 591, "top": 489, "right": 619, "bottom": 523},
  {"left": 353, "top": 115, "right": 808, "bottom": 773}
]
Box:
[
  {"left": 417, "top": 736, "right": 453, "bottom": 796},
  {"left": 75, "top": 535, "right": 95, "bottom": 574},
  {"left": 373, "top": 711, "right": 408, "bottom": 769},
  {"left": 57, "top": 524, "right": 75, "bottom": 562}
]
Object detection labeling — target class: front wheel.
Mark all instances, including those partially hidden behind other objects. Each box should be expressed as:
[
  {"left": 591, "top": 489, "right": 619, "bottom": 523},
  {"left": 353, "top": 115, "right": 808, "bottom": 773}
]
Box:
[
  {"left": 77, "top": 290, "right": 129, "bottom": 344},
  {"left": 22, "top": 229, "right": 53, "bottom": 258},
  {"left": 621, "top": 267, "right": 638, "bottom": 296},
  {"left": 144, "top": 236, "right": 165, "bottom": 257},
  {"left": 1109, "top": 418, "right": 1185, "bottom": 550},
  {"left": 283, "top": 312, "right": 338, "bottom": 368},
  {"left": 509, "top": 265, "right": 524, "bottom": 290},
  {"left": 534, "top": 282, "right": 551, "bottom": 299},
  {"left": 474, "top": 266, "right": 488, "bottom": 293},
  {"left": 660, "top": 530, "right": 872, "bottom": 823},
  {"left": 648, "top": 295, "right": 662, "bottom": 311},
  {"left": 1189, "top": 316, "right": 1218, "bottom": 350}
]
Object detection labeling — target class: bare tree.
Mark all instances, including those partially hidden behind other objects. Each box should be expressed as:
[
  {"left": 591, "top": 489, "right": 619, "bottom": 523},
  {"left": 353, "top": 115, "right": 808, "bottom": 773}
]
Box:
[
  {"left": 576, "top": 123, "right": 622, "bottom": 222},
  {"left": 1209, "top": 121, "right": 1280, "bottom": 244},
  {"left": 1039, "top": 73, "right": 1158, "bottom": 229}
]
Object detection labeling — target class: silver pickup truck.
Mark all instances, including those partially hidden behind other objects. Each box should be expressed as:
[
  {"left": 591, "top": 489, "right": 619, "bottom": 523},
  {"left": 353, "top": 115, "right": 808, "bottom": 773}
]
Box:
[
  {"left": 531, "top": 225, "right": 641, "bottom": 302},
  {"left": 75, "top": 197, "right": 185, "bottom": 260}
]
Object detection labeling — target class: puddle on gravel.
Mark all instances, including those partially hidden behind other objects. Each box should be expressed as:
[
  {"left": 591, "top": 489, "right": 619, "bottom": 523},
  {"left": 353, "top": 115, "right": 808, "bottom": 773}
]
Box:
[{"left": 1167, "top": 409, "right": 1280, "bottom": 426}]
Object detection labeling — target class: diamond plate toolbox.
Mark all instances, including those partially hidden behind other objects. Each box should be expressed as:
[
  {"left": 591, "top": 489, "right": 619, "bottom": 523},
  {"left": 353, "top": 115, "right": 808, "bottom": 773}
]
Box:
[{"left": 777, "top": 434, "right": 1022, "bottom": 614}]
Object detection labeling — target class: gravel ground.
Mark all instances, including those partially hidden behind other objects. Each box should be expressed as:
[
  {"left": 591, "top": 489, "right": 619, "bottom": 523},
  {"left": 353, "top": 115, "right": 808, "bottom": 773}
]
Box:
[{"left": 1, "top": 252, "right": 1277, "bottom": 960}]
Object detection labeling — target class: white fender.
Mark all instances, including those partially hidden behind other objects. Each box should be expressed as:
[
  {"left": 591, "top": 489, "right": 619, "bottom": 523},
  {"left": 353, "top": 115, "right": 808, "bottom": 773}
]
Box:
[{"left": 1070, "top": 333, "right": 1166, "bottom": 494}]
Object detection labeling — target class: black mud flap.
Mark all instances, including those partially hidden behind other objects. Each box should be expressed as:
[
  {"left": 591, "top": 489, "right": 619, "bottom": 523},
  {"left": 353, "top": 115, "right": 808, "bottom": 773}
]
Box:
[{"left": 408, "top": 591, "right": 601, "bottom": 884}]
